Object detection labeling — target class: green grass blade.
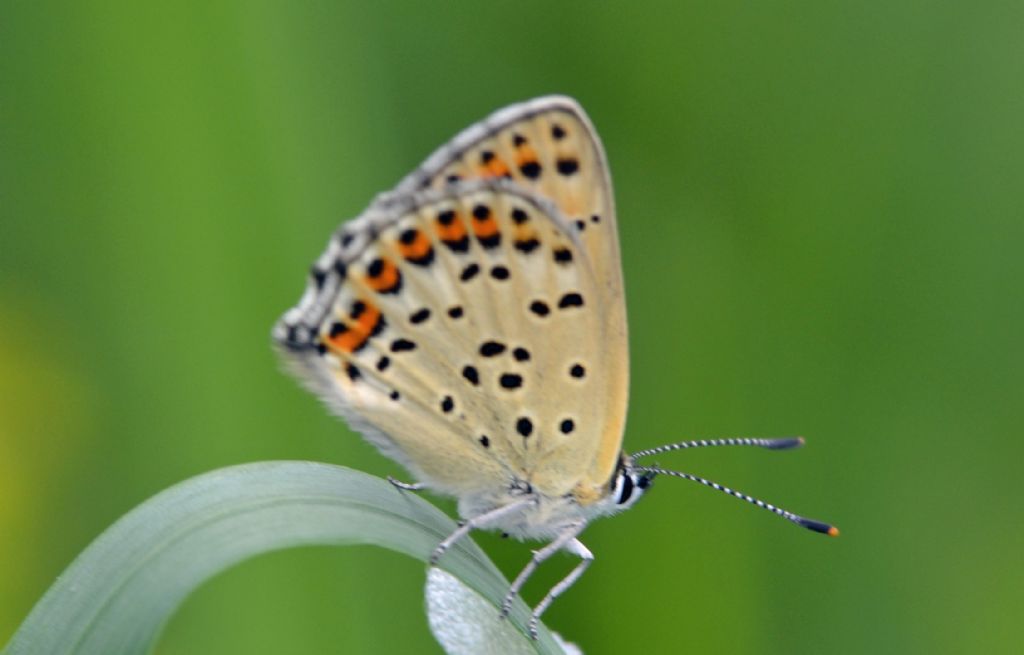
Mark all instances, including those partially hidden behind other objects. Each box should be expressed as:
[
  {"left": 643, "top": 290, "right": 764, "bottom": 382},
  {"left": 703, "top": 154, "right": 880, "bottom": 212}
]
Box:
[
  {"left": 426, "top": 568, "right": 581, "bottom": 655},
  {"left": 3, "top": 462, "right": 562, "bottom": 654}
]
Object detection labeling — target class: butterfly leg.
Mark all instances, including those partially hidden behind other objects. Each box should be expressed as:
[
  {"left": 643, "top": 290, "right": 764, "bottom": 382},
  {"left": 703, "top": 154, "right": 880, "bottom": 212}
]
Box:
[
  {"left": 526, "top": 537, "right": 593, "bottom": 639},
  {"left": 500, "top": 522, "right": 584, "bottom": 618},
  {"left": 499, "top": 523, "right": 590, "bottom": 637},
  {"left": 430, "top": 499, "right": 534, "bottom": 565},
  {"left": 387, "top": 475, "right": 425, "bottom": 491}
]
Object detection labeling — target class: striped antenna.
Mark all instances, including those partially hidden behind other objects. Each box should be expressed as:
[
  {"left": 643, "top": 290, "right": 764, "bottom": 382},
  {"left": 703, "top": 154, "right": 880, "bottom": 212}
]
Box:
[
  {"left": 633, "top": 466, "right": 839, "bottom": 537},
  {"left": 631, "top": 436, "right": 804, "bottom": 460}
]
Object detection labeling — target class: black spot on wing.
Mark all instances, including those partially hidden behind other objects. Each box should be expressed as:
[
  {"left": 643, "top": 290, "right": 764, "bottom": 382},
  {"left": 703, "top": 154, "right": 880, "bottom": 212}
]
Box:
[
  {"left": 460, "top": 263, "right": 480, "bottom": 282},
  {"left": 399, "top": 228, "right": 418, "bottom": 244},
  {"left": 516, "top": 417, "right": 533, "bottom": 437},
  {"left": 499, "top": 373, "right": 523, "bottom": 390},
  {"left": 472, "top": 204, "right": 491, "bottom": 221},
  {"left": 478, "top": 233, "right": 501, "bottom": 249},
  {"left": 519, "top": 161, "right": 541, "bottom": 179},
  {"left": 410, "top": 308, "right": 431, "bottom": 324},
  {"left": 311, "top": 266, "right": 327, "bottom": 289},
  {"left": 553, "top": 248, "right": 573, "bottom": 264},
  {"left": 529, "top": 300, "right": 550, "bottom": 317},
  {"left": 480, "top": 341, "right": 506, "bottom": 357},
  {"left": 391, "top": 339, "right": 417, "bottom": 353},
  {"left": 345, "top": 363, "right": 360, "bottom": 381},
  {"left": 558, "top": 292, "right": 584, "bottom": 309},
  {"left": 443, "top": 235, "right": 470, "bottom": 253},
  {"left": 515, "top": 238, "right": 540, "bottom": 253},
  {"left": 491, "top": 265, "right": 510, "bottom": 280},
  {"left": 370, "top": 315, "right": 386, "bottom": 338},
  {"left": 556, "top": 158, "right": 579, "bottom": 176},
  {"left": 407, "top": 248, "right": 435, "bottom": 266}
]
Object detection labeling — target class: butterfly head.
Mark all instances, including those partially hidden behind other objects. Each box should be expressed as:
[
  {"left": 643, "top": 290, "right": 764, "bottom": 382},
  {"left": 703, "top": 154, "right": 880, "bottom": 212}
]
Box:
[{"left": 609, "top": 454, "right": 656, "bottom": 509}]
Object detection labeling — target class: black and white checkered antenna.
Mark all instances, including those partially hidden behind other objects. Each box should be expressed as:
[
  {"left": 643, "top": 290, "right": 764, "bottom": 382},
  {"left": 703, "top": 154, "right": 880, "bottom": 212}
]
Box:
[{"left": 631, "top": 436, "right": 838, "bottom": 536}]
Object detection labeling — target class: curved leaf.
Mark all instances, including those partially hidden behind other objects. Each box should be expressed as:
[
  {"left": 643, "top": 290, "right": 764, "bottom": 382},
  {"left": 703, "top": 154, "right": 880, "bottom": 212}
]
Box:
[
  {"left": 3, "top": 462, "right": 563, "bottom": 654},
  {"left": 426, "top": 567, "right": 581, "bottom": 655}
]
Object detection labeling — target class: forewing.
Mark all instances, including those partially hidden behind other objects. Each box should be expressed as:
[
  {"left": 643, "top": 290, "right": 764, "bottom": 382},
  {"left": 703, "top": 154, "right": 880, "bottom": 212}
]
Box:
[{"left": 391, "top": 96, "right": 628, "bottom": 498}]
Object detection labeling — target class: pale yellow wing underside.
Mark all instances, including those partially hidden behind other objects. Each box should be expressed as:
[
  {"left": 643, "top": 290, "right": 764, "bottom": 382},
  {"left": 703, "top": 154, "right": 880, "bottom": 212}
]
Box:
[{"left": 275, "top": 97, "right": 627, "bottom": 504}]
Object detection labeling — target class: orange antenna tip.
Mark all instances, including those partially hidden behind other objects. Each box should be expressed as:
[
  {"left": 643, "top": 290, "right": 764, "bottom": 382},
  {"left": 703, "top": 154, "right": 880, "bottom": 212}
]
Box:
[{"left": 793, "top": 516, "right": 838, "bottom": 536}]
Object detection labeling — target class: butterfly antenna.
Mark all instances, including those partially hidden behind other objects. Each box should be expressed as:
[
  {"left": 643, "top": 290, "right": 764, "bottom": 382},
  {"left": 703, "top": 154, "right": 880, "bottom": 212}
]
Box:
[
  {"left": 632, "top": 466, "right": 839, "bottom": 537},
  {"left": 631, "top": 436, "right": 804, "bottom": 459}
]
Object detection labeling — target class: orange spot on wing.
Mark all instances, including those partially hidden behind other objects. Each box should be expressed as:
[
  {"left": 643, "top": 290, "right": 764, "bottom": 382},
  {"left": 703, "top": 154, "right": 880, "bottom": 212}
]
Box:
[
  {"left": 365, "top": 258, "right": 401, "bottom": 293},
  {"left": 472, "top": 215, "right": 500, "bottom": 239},
  {"left": 327, "top": 328, "right": 361, "bottom": 354},
  {"left": 397, "top": 231, "right": 432, "bottom": 261},
  {"left": 326, "top": 302, "right": 382, "bottom": 354},
  {"left": 479, "top": 158, "right": 511, "bottom": 178},
  {"left": 354, "top": 302, "right": 382, "bottom": 334},
  {"left": 514, "top": 226, "right": 537, "bottom": 241},
  {"left": 436, "top": 213, "right": 467, "bottom": 241},
  {"left": 515, "top": 145, "right": 539, "bottom": 167}
]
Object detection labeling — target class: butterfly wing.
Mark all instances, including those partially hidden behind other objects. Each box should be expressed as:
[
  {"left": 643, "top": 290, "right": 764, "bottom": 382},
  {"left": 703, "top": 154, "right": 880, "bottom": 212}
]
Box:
[
  {"left": 392, "top": 96, "right": 628, "bottom": 502},
  {"left": 276, "top": 98, "right": 628, "bottom": 506}
]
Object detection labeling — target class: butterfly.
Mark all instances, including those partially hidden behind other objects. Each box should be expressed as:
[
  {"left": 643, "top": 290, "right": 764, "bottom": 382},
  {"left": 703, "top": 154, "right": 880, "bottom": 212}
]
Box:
[{"left": 273, "top": 96, "right": 837, "bottom": 638}]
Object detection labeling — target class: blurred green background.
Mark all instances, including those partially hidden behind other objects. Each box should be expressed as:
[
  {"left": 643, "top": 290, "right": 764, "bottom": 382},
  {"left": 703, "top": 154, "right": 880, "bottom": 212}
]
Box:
[{"left": 3, "top": 2, "right": 1022, "bottom": 653}]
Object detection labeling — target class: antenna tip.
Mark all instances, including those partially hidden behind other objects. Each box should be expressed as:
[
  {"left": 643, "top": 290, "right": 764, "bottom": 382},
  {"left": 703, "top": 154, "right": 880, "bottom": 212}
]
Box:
[
  {"left": 796, "top": 517, "right": 840, "bottom": 536},
  {"left": 766, "top": 437, "right": 805, "bottom": 450}
]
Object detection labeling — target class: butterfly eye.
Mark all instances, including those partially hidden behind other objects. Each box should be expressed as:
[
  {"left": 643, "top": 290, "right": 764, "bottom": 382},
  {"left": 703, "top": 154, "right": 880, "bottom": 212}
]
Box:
[
  {"left": 613, "top": 473, "right": 634, "bottom": 505},
  {"left": 612, "top": 471, "right": 647, "bottom": 506}
]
